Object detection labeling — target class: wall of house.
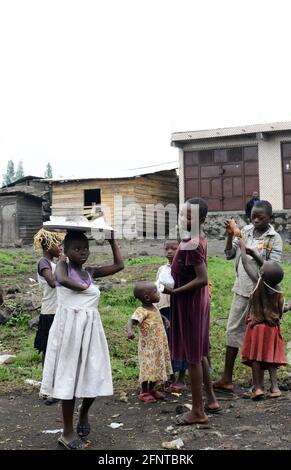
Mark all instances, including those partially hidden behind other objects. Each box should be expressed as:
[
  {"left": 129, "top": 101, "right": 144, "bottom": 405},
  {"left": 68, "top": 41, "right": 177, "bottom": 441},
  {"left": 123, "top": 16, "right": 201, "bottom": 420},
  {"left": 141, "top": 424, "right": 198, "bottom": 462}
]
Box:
[
  {"left": 258, "top": 133, "right": 291, "bottom": 210},
  {"left": 51, "top": 179, "right": 136, "bottom": 231},
  {"left": 179, "top": 132, "right": 291, "bottom": 211},
  {"left": 133, "top": 171, "right": 179, "bottom": 236},
  {"left": 51, "top": 171, "right": 178, "bottom": 237},
  {"left": 17, "top": 196, "right": 43, "bottom": 244}
]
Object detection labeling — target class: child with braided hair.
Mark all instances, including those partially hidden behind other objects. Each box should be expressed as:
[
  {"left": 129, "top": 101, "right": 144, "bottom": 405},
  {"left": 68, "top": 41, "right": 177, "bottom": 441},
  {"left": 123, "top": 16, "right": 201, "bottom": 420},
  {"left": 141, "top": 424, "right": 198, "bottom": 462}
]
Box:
[{"left": 33, "top": 229, "right": 64, "bottom": 380}]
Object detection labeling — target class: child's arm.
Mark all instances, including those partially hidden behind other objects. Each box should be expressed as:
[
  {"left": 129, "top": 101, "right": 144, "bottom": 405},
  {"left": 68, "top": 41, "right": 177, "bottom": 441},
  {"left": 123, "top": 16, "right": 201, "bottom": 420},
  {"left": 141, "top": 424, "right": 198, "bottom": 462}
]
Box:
[
  {"left": 224, "top": 219, "right": 241, "bottom": 260},
  {"left": 161, "top": 314, "right": 170, "bottom": 329},
  {"left": 164, "top": 262, "right": 208, "bottom": 295},
  {"left": 56, "top": 261, "right": 88, "bottom": 291},
  {"left": 238, "top": 240, "right": 259, "bottom": 283},
  {"left": 127, "top": 319, "right": 139, "bottom": 339},
  {"left": 41, "top": 267, "right": 56, "bottom": 288},
  {"left": 86, "top": 233, "right": 124, "bottom": 278},
  {"left": 245, "top": 247, "right": 264, "bottom": 267}
]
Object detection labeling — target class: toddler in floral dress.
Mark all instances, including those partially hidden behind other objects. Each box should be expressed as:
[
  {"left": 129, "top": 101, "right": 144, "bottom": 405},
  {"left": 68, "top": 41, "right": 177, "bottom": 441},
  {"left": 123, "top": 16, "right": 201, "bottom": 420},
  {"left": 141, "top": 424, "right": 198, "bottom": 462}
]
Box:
[{"left": 127, "top": 281, "right": 173, "bottom": 403}]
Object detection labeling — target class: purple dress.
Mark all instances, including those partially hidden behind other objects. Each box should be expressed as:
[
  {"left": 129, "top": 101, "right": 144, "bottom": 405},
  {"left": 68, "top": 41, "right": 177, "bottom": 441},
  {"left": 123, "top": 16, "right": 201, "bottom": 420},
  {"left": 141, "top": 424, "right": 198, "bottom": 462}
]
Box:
[{"left": 170, "top": 237, "right": 210, "bottom": 365}]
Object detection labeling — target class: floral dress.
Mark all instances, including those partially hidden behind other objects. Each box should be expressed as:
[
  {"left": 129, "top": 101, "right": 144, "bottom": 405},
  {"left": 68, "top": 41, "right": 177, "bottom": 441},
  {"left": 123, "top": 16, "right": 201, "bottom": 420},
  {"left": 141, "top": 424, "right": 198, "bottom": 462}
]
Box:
[{"left": 131, "top": 306, "right": 173, "bottom": 383}]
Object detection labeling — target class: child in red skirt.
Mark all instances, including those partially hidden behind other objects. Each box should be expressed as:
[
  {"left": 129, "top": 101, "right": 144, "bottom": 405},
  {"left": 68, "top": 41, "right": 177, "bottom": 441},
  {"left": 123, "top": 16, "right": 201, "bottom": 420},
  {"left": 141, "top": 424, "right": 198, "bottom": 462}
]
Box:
[{"left": 239, "top": 239, "right": 289, "bottom": 399}]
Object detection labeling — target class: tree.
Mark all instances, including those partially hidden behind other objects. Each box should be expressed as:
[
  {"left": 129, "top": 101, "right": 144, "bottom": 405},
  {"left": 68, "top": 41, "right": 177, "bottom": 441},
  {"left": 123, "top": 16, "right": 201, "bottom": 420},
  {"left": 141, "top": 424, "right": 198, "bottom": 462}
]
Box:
[
  {"left": 15, "top": 161, "right": 25, "bottom": 180},
  {"left": 44, "top": 163, "right": 53, "bottom": 178},
  {"left": 2, "top": 160, "right": 15, "bottom": 186}
]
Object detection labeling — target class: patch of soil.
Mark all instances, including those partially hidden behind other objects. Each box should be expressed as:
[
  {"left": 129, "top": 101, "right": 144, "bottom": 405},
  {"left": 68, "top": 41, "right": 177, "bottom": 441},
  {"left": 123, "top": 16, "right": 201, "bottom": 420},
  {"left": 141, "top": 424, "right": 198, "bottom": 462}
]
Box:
[{"left": 0, "top": 387, "right": 290, "bottom": 450}]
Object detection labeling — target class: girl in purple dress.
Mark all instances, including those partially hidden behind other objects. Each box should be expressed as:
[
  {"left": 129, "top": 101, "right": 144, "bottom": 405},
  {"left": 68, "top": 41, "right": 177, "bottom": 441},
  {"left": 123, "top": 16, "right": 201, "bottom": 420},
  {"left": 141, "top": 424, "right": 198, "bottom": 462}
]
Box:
[{"left": 164, "top": 198, "right": 219, "bottom": 425}]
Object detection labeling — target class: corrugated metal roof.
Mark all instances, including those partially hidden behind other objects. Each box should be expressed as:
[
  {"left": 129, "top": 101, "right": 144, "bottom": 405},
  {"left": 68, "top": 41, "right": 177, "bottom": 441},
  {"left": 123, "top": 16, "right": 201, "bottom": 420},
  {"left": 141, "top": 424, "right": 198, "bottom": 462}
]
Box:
[
  {"left": 45, "top": 161, "right": 178, "bottom": 183},
  {"left": 171, "top": 121, "right": 291, "bottom": 144},
  {"left": 0, "top": 191, "right": 43, "bottom": 201},
  {"left": 1, "top": 175, "right": 44, "bottom": 188}
]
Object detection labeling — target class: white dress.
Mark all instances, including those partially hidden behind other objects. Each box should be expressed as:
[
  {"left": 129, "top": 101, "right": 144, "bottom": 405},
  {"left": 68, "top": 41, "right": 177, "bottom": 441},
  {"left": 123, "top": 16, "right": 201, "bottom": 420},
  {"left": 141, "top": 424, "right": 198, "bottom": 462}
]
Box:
[{"left": 40, "top": 269, "right": 113, "bottom": 400}]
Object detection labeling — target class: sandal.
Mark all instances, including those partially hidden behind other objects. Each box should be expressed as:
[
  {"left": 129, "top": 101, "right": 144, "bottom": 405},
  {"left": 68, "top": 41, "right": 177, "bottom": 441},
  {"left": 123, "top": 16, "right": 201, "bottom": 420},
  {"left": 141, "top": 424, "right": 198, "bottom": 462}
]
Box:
[
  {"left": 149, "top": 390, "right": 165, "bottom": 400},
  {"left": 138, "top": 392, "right": 156, "bottom": 403},
  {"left": 204, "top": 404, "right": 221, "bottom": 414},
  {"left": 213, "top": 381, "right": 234, "bottom": 393},
  {"left": 176, "top": 412, "right": 208, "bottom": 426},
  {"left": 77, "top": 423, "right": 91, "bottom": 437},
  {"left": 251, "top": 389, "right": 265, "bottom": 401},
  {"left": 269, "top": 389, "right": 282, "bottom": 398},
  {"left": 58, "top": 436, "right": 88, "bottom": 450}
]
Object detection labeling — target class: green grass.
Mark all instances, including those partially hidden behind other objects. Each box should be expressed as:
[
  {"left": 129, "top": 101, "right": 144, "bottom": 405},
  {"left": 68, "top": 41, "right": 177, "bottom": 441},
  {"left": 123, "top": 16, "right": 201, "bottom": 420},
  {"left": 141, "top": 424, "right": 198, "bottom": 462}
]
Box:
[
  {"left": 0, "top": 249, "right": 37, "bottom": 277},
  {"left": 125, "top": 256, "right": 164, "bottom": 267},
  {"left": 1, "top": 253, "right": 291, "bottom": 394}
]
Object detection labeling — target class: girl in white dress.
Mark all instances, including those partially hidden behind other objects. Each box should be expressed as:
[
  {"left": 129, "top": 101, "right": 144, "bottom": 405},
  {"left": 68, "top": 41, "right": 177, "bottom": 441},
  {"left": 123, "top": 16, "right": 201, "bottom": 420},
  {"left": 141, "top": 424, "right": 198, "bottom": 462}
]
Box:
[{"left": 41, "top": 230, "right": 124, "bottom": 450}]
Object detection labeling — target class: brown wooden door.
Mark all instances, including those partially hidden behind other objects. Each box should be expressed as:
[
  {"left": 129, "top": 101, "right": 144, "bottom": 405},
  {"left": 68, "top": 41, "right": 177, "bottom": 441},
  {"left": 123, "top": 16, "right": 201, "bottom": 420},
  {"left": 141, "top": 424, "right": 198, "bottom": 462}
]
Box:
[
  {"left": 0, "top": 203, "right": 16, "bottom": 243},
  {"left": 184, "top": 146, "right": 258, "bottom": 211},
  {"left": 282, "top": 143, "right": 291, "bottom": 208}
]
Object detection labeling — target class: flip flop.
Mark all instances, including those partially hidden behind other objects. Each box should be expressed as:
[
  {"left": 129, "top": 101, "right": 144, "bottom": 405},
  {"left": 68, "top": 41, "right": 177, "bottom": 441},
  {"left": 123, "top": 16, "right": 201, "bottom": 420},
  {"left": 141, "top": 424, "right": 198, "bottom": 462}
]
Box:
[
  {"left": 77, "top": 423, "right": 91, "bottom": 437},
  {"left": 269, "top": 390, "right": 282, "bottom": 398},
  {"left": 58, "top": 436, "right": 88, "bottom": 450},
  {"left": 138, "top": 392, "right": 156, "bottom": 403},
  {"left": 251, "top": 390, "right": 265, "bottom": 401},
  {"left": 204, "top": 405, "right": 221, "bottom": 414},
  {"left": 176, "top": 413, "right": 208, "bottom": 426},
  {"left": 213, "top": 382, "right": 234, "bottom": 394}
]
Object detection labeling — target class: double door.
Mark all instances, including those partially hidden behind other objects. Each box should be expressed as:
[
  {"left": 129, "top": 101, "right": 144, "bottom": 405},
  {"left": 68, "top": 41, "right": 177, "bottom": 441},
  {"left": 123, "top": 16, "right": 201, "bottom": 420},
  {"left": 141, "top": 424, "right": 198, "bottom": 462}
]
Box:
[{"left": 184, "top": 146, "right": 259, "bottom": 211}]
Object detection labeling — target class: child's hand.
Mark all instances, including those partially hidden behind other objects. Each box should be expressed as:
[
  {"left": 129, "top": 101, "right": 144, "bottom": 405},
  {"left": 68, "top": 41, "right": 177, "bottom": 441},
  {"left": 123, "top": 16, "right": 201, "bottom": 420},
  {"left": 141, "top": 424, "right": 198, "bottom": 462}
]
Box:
[
  {"left": 164, "top": 318, "right": 170, "bottom": 330},
  {"left": 284, "top": 301, "right": 291, "bottom": 312},
  {"left": 59, "top": 254, "right": 67, "bottom": 262},
  {"left": 127, "top": 331, "right": 135, "bottom": 340},
  {"left": 225, "top": 218, "right": 241, "bottom": 237},
  {"left": 163, "top": 286, "right": 174, "bottom": 295},
  {"left": 224, "top": 219, "right": 233, "bottom": 234}
]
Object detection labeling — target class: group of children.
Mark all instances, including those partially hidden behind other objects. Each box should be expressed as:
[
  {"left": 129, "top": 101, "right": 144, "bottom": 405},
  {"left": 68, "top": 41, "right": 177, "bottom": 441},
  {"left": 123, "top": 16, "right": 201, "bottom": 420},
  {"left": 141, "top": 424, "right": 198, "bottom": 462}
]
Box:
[
  {"left": 128, "top": 197, "right": 289, "bottom": 426},
  {"left": 29, "top": 196, "right": 289, "bottom": 449}
]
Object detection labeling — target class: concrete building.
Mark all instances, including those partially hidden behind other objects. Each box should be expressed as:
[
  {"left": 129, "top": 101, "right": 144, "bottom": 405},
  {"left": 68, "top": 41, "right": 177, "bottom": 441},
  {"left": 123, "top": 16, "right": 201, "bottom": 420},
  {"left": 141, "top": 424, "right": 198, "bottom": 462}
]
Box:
[
  {"left": 172, "top": 121, "right": 291, "bottom": 211},
  {"left": 171, "top": 121, "right": 291, "bottom": 238}
]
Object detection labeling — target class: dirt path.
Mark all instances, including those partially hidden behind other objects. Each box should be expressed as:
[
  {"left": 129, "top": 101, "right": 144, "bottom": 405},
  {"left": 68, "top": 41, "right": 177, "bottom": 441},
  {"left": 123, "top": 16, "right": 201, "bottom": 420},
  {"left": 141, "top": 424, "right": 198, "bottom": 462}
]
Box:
[{"left": 0, "top": 386, "right": 290, "bottom": 450}]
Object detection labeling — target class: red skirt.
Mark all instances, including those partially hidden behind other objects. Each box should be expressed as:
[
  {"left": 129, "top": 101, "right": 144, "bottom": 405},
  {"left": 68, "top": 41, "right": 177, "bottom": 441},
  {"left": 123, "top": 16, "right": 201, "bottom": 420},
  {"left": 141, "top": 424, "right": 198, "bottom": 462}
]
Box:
[{"left": 241, "top": 322, "right": 287, "bottom": 369}]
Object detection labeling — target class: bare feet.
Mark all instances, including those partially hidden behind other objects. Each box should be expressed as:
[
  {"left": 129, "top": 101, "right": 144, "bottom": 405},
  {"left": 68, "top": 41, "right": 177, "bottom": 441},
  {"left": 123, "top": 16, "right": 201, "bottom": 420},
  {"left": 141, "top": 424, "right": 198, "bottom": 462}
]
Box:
[{"left": 176, "top": 411, "right": 208, "bottom": 426}]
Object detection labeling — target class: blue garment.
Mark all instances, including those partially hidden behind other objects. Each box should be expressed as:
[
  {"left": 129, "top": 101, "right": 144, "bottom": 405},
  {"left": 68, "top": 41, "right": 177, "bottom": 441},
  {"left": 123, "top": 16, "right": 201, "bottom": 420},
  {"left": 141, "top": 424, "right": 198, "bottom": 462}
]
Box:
[{"left": 160, "top": 307, "right": 188, "bottom": 371}]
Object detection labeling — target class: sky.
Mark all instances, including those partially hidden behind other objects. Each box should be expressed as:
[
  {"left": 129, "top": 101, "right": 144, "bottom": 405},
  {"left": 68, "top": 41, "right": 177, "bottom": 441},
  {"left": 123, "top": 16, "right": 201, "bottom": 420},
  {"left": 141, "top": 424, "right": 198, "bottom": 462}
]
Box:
[{"left": 1, "top": 0, "right": 291, "bottom": 181}]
